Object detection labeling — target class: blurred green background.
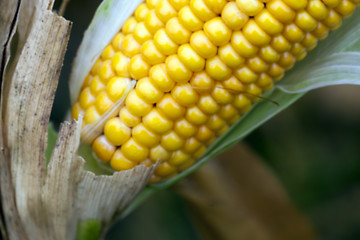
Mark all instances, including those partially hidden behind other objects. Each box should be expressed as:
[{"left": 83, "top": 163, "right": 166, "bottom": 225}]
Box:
[{"left": 52, "top": 1, "right": 360, "bottom": 239}]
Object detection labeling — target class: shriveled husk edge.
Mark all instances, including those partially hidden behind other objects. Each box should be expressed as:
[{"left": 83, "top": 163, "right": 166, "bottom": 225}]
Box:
[
  {"left": 0, "top": 0, "right": 157, "bottom": 240},
  {"left": 69, "top": 0, "right": 144, "bottom": 104}
]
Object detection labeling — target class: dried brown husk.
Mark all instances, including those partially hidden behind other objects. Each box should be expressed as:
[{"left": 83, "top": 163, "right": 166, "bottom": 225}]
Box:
[{"left": 0, "top": 0, "right": 155, "bottom": 239}]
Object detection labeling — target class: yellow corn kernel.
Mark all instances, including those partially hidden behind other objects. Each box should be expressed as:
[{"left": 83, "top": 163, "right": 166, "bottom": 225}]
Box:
[
  {"left": 190, "top": 31, "right": 217, "bottom": 59},
  {"left": 306, "top": 0, "right": 329, "bottom": 20},
  {"left": 106, "top": 77, "right": 131, "bottom": 102},
  {"left": 165, "top": 17, "right": 191, "bottom": 44},
  {"left": 110, "top": 149, "right": 138, "bottom": 170},
  {"left": 143, "top": 108, "right": 174, "bottom": 133},
  {"left": 166, "top": 54, "right": 192, "bottom": 83},
  {"left": 206, "top": 56, "right": 232, "bottom": 81},
  {"left": 150, "top": 145, "right": 171, "bottom": 162},
  {"left": 93, "top": 135, "right": 116, "bottom": 162},
  {"left": 236, "top": 0, "right": 264, "bottom": 16},
  {"left": 178, "top": 6, "right": 204, "bottom": 31},
  {"left": 95, "top": 91, "right": 114, "bottom": 115},
  {"left": 218, "top": 43, "right": 245, "bottom": 69},
  {"left": 121, "top": 138, "right": 149, "bottom": 162},
  {"left": 132, "top": 123, "right": 160, "bottom": 147},
  {"left": 222, "top": 2, "right": 249, "bottom": 30},
  {"left": 203, "top": 17, "right": 232, "bottom": 46},
  {"left": 255, "top": 9, "right": 284, "bottom": 35},
  {"left": 125, "top": 90, "right": 152, "bottom": 117},
  {"left": 168, "top": 150, "right": 191, "bottom": 166},
  {"left": 157, "top": 94, "right": 185, "bottom": 120},
  {"left": 174, "top": 118, "right": 197, "bottom": 138},
  {"left": 190, "top": 71, "right": 215, "bottom": 93},
  {"left": 104, "top": 117, "right": 131, "bottom": 146},
  {"left": 156, "top": 0, "right": 177, "bottom": 22},
  {"left": 149, "top": 64, "right": 175, "bottom": 92},
  {"left": 161, "top": 131, "right": 185, "bottom": 151},
  {"left": 190, "top": 0, "right": 216, "bottom": 21},
  {"left": 178, "top": 44, "right": 205, "bottom": 72},
  {"left": 231, "top": 31, "right": 259, "bottom": 58},
  {"left": 72, "top": 0, "right": 358, "bottom": 183},
  {"left": 153, "top": 29, "right": 178, "bottom": 55},
  {"left": 133, "top": 22, "right": 152, "bottom": 44},
  {"left": 119, "top": 107, "right": 141, "bottom": 127},
  {"left": 267, "top": 0, "right": 296, "bottom": 23}
]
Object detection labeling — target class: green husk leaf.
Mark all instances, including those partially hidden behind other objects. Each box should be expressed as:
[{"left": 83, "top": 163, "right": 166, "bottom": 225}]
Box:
[
  {"left": 46, "top": 123, "right": 59, "bottom": 165},
  {"left": 151, "top": 9, "right": 360, "bottom": 189},
  {"left": 75, "top": 219, "right": 102, "bottom": 240},
  {"left": 69, "top": 0, "right": 143, "bottom": 104}
]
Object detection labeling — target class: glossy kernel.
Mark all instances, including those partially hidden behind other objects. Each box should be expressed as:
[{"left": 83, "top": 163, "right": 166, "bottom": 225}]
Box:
[
  {"left": 141, "top": 40, "right": 166, "bottom": 65},
  {"left": 132, "top": 123, "right": 160, "bottom": 147},
  {"left": 255, "top": 9, "right": 284, "bottom": 35},
  {"left": 125, "top": 90, "right": 152, "bottom": 117},
  {"left": 161, "top": 131, "right": 185, "bottom": 151},
  {"left": 119, "top": 107, "right": 141, "bottom": 127},
  {"left": 143, "top": 107, "right": 174, "bottom": 134},
  {"left": 111, "top": 52, "right": 130, "bottom": 77},
  {"left": 234, "top": 66, "right": 259, "bottom": 83},
  {"left": 178, "top": 44, "right": 205, "bottom": 72},
  {"left": 190, "top": 0, "right": 217, "bottom": 21},
  {"left": 218, "top": 44, "right": 245, "bottom": 69},
  {"left": 154, "top": 29, "right": 179, "bottom": 55},
  {"left": 190, "top": 31, "right": 217, "bottom": 59},
  {"left": 178, "top": 6, "right": 204, "bottom": 31},
  {"left": 136, "top": 77, "right": 164, "bottom": 104},
  {"left": 157, "top": 94, "right": 185, "bottom": 120},
  {"left": 172, "top": 83, "right": 199, "bottom": 107},
  {"left": 190, "top": 71, "right": 215, "bottom": 93},
  {"left": 222, "top": 2, "right": 249, "bottom": 30},
  {"left": 306, "top": 0, "right": 329, "bottom": 20},
  {"left": 198, "top": 95, "right": 220, "bottom": 114},
  {"left": 166, "top": 17, "right": 191, "bottom": 45},
  {"left": 267, "top": 0, "right": 296, "bottom": 23},
  {"left": 166, "top": 55, "right": 192, "bottom": 83},
  {"left": 295, "top": 11, "right": 318, "bottom": 32},
  {"left": 133, "top": 22, "right": 152, "bottom": 44},
  {"left": 185, "top": 106, "right": 209, "bottom": 125},
  {"left": 104, "top": 117, "right": 131, "bottom": 146},
  {"left": 204, "top": 17, "right": 232, "bottom": 46},
  {"left": 236, "top": 0, "right": 264, "bottom": 16},
  {"left": 149, "top": 64, "right": 175, "bottom": 92},
  {"left": 95, "top": 91, "right": 114, "bottom": 115},
  {"left": 121, "top": 138, "right": 149, "bottom": 162},
  {"left": 110, "top": 150, "right": 137, "bottom": 171},
  {"left": 92, "top": 135, "right": 116, "bottom": 162},
  {"left": 231, "top": 31, "right": 259, "bottom": 58},
  {"left": 174, "top": 118, "right": 197, "bottom": 139},
  {"left": 106, "top": 77, "right": 131, "bottom": 102},
  {"left": 156, "top": 0, "right": 177, "bottom": 22},
  {"left": 206, "top": 56, "right": 232, "bottom": 81}
]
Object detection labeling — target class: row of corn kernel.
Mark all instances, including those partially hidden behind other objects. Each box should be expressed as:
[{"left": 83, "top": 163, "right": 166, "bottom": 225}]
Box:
[{"left": 72, "top": 0, "right": 358, "bottom": 183}]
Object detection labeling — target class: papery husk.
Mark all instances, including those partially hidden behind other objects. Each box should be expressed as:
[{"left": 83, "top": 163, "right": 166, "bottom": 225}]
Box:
[
  {"left": 0, "top": 0, "right": 156, "bottom": 239},
  {"left": 175, "top": 143, "right": 317, "bottom": 240}
]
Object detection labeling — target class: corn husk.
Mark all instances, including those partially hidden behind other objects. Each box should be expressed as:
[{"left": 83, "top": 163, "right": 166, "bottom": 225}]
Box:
[{"left": 0, "top": 0, "right": 156, "bottom": 239}]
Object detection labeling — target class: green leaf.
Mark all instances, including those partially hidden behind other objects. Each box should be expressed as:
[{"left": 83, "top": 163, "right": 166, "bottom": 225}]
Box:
[
  {"left": 46, "top": 123, "right": 58, "bottom": 166},
  {"left": 75, "top": 219, "right": 102, "bottom": 240}
]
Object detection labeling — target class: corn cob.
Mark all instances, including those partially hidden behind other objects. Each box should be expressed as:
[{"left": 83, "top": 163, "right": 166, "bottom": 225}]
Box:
[{"left": 72, "top": 0, "right": 358, "bottom": 183}]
